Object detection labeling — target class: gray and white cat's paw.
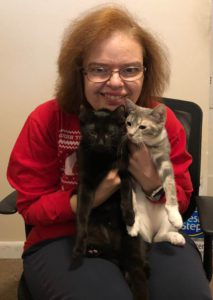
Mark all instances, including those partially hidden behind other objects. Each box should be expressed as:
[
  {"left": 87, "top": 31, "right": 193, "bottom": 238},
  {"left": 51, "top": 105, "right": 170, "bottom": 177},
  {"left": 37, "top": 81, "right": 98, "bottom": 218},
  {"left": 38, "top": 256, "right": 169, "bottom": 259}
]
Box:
[
  {"left": 154, "top": 232, "right": 185, "bottom": 246},
  {"left": 167, "top": 232, "right": 185, "bottom": 246},
  {"left": 127, "top": 224, "right": 139, "bottom": 237},
  {"left": 165, "top": 206, "right": 183, "bottom": 229}
]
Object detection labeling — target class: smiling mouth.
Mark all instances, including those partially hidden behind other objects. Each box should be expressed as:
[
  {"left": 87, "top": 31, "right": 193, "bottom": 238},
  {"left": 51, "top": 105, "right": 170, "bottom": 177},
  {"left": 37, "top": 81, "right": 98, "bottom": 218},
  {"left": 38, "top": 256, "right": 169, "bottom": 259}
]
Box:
[{"left": 100, "top": 93, "right": 127, "bottom": 101}]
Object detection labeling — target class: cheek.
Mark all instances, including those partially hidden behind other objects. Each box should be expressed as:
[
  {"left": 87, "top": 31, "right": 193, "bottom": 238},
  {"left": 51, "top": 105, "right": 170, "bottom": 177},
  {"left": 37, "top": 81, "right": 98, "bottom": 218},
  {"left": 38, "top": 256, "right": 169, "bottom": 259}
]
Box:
[
  {"left": 84, "top": 79, "right": 92, "bottom": 99},
  {"left": 84, "top": 81, "right": 97, "bottom": 107},
  {"left": 131, "top": 78, "right": 144, "bottom": 103},
  {"left": 84, "top": 80, "right": 106, "bottom": 110},
  {"left": 84, "top": 80, "right": 101, "bottom": 100}
]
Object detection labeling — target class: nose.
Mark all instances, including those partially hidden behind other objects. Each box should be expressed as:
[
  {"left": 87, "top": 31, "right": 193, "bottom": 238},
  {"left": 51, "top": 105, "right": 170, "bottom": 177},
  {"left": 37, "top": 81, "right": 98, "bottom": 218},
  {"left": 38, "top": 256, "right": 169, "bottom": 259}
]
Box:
[
  {"left": 106, "top": 71, "right": 124, "bottom": 87},
  {"left": 128, "top": 132, "right": 134, "bottom": 137}
]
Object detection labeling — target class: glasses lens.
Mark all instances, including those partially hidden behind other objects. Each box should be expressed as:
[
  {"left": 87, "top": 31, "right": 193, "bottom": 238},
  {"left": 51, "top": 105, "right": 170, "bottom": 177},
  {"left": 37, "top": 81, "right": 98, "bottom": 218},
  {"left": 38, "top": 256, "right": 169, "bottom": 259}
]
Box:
[
  {"left": 86, "top": 66, "right": 110, "bottom": 83},
  {"left": 84, "top": 65, "right": 145, "bottom": 83},
  {"left": 120, "top": 66, "right": 143, "bottom": 81}
]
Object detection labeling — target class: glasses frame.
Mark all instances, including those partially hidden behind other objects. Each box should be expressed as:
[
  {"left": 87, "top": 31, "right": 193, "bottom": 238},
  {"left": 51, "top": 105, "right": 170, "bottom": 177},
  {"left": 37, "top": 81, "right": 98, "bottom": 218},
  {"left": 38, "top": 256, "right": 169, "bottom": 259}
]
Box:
[{"left": 82, "top": 65, "right": 147, "bottom": 83}]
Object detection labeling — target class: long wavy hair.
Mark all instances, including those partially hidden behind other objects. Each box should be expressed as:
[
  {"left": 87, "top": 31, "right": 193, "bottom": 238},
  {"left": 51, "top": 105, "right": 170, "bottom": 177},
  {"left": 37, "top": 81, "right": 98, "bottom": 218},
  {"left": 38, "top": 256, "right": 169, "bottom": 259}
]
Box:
[{"left": 55, "top": 5, "right": 170, "bottom": 114}]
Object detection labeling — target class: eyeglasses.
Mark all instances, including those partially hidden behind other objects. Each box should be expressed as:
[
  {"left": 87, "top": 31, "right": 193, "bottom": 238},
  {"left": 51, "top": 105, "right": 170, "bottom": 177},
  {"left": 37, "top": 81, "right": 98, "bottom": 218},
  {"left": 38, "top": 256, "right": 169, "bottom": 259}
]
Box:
[{"left": 82, "top": 64, "right": 146, "bottom": 83}]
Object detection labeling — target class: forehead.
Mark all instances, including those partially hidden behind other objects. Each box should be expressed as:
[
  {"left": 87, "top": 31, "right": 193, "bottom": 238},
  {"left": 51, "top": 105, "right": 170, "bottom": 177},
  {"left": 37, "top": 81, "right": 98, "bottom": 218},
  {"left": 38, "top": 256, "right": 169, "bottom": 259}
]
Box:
[{"left": 84, "top": 31, "right": 144, "bottom": 66}]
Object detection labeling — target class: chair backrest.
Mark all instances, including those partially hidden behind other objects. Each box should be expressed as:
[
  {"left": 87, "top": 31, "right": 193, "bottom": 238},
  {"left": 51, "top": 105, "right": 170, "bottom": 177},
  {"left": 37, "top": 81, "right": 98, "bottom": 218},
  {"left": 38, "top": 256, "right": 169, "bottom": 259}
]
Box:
[{"left": 163, "top": 97, "right": 203, "bottom": 221}]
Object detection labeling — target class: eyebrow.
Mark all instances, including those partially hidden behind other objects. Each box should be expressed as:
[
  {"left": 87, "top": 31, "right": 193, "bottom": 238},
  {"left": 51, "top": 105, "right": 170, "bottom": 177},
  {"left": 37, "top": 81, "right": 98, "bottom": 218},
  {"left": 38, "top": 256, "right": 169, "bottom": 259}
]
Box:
[{"left": 87, "top": 62, "right": 144, "bottom": 68}]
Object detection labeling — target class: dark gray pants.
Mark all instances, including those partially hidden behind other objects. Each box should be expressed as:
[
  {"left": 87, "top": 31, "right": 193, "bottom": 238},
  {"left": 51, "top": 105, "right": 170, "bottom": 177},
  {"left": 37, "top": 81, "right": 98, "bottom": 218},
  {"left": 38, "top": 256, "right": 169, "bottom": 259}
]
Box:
[{"left": 23, "top": 235, "right": 212, "bottom": 300}]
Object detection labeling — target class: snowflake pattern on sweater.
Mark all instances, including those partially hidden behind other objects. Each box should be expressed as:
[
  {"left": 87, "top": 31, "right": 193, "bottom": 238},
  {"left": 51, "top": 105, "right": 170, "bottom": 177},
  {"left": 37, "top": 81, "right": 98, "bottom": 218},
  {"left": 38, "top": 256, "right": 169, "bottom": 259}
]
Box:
[{"left": 58, "top": 129, "right": 80, "bottom": 191}]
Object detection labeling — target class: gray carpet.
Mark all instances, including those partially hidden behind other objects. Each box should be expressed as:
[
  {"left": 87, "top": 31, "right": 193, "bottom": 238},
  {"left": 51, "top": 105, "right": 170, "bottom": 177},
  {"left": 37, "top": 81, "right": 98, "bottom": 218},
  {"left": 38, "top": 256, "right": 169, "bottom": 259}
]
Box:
[
  {"left": 0, "top": 259, "right": 212, "bottom": 299},
  {"left": 0, "top": 259, "right": 22, "bottom": 300}
]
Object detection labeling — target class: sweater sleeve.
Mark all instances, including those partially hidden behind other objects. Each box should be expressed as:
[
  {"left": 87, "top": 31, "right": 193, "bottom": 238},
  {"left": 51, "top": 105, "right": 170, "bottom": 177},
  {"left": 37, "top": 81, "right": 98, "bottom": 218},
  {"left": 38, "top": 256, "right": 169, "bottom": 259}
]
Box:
[
  {"left": 7, "top": 109, "right": 76, "bottom": 226},
  {"left": 165, "top": 107, "right": 193, "bottom": 214}
]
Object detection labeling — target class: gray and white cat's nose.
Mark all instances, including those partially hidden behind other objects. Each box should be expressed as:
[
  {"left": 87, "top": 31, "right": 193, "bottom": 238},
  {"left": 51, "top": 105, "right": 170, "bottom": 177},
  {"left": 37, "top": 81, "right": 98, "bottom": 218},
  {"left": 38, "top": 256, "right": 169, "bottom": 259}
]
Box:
[{"left": 128, "top": 132, "right": 134, "bottom": 137}]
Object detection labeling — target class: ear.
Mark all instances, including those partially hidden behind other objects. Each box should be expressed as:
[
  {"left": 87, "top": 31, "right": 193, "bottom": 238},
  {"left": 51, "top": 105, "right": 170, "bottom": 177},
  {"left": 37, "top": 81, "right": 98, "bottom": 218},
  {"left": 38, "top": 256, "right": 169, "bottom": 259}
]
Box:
[
  {"left": 113, "top": 105, "right": 126, "bottom": 123},
  {"left": 79, "top": 105, "right": 93, "bottom": 123},
  {"left": 79, "top": 105, "right": 86, "bottom": 122},
  {"left": 152, "top": 104, "right": 166, "bottom": 124},
  {"left": 125, "top": 98, "right": 136, "bottom": 113}
]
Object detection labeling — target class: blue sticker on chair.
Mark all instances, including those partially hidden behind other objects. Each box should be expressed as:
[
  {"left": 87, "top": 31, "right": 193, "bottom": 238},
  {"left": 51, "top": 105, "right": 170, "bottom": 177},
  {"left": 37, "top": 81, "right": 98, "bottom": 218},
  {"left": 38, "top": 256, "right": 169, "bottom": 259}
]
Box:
[{"left": 182, "top": 209, "right": 203, "bottom": 238}]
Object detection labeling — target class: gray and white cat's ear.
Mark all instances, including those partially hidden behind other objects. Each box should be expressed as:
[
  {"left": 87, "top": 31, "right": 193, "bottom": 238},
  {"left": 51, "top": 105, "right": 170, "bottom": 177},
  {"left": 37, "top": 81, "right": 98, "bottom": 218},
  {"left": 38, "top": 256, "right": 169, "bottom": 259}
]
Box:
[
  {"left": 125, "top": 97, "right": 137, "bottom": 113},
  {"left": 152, "top": 104, "right": 166, "bottom": 124}
]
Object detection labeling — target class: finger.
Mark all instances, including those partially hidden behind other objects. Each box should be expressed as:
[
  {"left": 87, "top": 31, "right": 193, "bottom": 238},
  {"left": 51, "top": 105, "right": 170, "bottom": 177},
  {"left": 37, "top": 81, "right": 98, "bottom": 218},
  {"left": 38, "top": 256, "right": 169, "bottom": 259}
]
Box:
[
  {"left": 106, "top": 169, "right": 119, "bottom": 179},
  {"left": 128, "top": 141, "right": 145, "bottom": 153}
]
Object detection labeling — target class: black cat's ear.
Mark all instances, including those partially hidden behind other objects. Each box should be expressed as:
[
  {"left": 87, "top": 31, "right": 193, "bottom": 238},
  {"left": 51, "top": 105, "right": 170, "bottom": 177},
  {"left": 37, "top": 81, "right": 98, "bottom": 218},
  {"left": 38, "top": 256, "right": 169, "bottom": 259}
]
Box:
[
  {"left": 113, "top": 105, "right": 126, "bottom": 123},
  {"left": 152, "top": 104, "right": 166, "bottom": 124},
  {"left": 125, "top": 98, "right": 136, "bottom": 114},
  {"left": 79, "top": 105, "right": 94, "bottom": 123},
  {"left": 79, "top": 105, "right": 87, "bottom": 122}
]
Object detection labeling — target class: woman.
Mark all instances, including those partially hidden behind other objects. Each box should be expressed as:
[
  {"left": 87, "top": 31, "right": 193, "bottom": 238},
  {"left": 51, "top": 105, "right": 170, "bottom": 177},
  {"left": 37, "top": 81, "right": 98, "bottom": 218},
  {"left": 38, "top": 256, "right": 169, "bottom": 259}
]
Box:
[{"left": 7, "top": 5, "right": 212, "bottom": 300}]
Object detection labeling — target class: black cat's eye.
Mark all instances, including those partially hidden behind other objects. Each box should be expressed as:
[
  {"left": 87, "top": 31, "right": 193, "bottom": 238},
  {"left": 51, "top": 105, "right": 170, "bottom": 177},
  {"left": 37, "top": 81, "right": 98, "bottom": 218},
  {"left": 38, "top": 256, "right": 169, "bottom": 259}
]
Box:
[
  {"left": 90, "top": 130, "right": 97, "bottom": 137},
  {"left": 139, "top": 125, "right": 146, "bottom": 130}
]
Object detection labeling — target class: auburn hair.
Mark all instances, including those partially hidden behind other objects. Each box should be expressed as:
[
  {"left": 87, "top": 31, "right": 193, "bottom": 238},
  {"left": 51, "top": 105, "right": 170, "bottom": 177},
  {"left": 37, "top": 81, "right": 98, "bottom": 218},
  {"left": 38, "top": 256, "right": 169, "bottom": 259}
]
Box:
[{"left": 55, "top": 5, "right": 170, "bottom": 114}]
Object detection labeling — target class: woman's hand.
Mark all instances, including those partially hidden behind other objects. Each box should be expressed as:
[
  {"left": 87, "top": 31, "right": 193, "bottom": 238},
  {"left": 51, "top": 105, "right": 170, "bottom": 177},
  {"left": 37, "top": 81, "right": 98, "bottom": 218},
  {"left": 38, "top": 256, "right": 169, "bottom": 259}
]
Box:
[
  {"left": 70, "top": 169, "right": 121, "bottom": 212},
  {"left": 128, "top": 142, "right": 162, "bottom": 194}
]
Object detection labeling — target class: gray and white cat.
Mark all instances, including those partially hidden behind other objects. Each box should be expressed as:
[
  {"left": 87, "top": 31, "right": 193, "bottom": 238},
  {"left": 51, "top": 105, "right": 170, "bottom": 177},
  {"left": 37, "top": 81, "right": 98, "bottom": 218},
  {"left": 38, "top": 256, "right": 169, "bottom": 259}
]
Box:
[{"left": 125, "top": 98, "right": 185, "bottom": 245}]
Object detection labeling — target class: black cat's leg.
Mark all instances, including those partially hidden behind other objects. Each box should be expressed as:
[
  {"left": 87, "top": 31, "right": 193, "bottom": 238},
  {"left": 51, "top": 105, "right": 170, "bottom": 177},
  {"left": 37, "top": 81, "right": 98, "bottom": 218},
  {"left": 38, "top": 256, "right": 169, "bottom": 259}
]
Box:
[
  {"left": 119, "top": 173, "right": 135, "bottom": 226},
  {"left": 71, "top": 185, "right": 94, "bottom": 268},
  {"left": 122, "top": 235, "right": 149, "bottom": 300}
]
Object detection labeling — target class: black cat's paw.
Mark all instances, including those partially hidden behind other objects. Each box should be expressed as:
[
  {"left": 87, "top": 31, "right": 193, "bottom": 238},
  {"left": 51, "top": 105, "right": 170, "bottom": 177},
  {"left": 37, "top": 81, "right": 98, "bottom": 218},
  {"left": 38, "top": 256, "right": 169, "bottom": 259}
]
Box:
[
  {"left": 70, "top": 250, "right": 84, "bottom": 270},
  {"left": 70, "top": 245, "right": 84, "bottom": 270},
  {"left": 86, "top": 245, "right": 101, "bottom": 258}
]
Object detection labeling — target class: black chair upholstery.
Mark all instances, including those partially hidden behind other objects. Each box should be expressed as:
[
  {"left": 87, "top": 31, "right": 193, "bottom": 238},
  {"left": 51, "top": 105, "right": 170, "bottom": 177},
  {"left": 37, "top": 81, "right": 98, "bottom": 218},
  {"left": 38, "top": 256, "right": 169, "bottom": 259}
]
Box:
[
  {"left": 0, "top": 98, "right": 212, "bottom": 300},
  {"left": 0, "top": 192, "right": 33, "bottom": 299},
  {"left": 163, "top": 98, "right": 202, "bottom": 221},
  {"left": 0, "top": 191, "right": 17, "bottom": 214},
  {"left": 163, "top": 97, "right": 213, "bottom": 281}
]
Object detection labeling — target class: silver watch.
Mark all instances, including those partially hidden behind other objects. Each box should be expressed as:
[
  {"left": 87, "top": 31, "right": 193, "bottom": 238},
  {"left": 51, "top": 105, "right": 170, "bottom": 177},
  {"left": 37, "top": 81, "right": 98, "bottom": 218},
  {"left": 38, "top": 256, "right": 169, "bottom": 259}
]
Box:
[{"left": 146, "top": 186, "right": 165, "bottom": 202}]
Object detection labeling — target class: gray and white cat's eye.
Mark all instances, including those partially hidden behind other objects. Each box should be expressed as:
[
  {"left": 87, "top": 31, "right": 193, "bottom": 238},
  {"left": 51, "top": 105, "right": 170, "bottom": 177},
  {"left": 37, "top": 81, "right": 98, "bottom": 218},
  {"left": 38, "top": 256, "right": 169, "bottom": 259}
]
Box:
[{"left": 139, "top": 125, "right": 146, "bottom": 130}]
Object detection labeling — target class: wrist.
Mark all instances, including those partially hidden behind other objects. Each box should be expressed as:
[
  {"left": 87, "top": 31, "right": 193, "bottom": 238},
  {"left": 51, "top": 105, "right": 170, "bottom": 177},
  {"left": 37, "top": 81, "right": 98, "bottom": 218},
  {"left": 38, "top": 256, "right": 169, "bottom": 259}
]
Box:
[
  {"left": 139, "top": 172, "right": 162, "bottom": 195},
  {"left": 144, "top": 186, "right": 165, "bottom": 202}
]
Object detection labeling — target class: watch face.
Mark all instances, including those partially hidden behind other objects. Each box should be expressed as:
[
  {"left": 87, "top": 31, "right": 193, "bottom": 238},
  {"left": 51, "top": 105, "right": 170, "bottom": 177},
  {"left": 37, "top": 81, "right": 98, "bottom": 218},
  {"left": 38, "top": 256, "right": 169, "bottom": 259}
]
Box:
[{"left": 150, "top": 187, "right": 165, "bottom": 201}]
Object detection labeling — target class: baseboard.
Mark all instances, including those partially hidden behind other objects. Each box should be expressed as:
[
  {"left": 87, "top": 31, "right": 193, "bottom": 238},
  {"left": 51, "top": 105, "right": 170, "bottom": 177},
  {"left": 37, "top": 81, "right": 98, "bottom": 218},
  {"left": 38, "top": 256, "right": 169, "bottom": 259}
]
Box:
[{"left": 0, "top": 241, "right": 24, "bottom": 259}]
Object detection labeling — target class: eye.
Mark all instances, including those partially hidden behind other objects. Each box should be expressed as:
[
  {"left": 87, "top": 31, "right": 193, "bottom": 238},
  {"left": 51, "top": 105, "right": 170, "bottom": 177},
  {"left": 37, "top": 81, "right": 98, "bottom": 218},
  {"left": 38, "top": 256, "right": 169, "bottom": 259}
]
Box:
[
  {"left": 126, "top": 121, "right": 132, "bottom": 127},
  {"left": 139, "top": 125, "right": 146, "bottom": 130},
  {"left": 88, "top": 66, "right": 108, "bottom": 75},
  {"left": 105, "top": 133, "right": 111, "bottom": 139},
  {"left": 121, "top": 66, "right": 141, "bottom": 77},
  {"left": 90, "top": 130, "right": 97, "bottom": 137}
]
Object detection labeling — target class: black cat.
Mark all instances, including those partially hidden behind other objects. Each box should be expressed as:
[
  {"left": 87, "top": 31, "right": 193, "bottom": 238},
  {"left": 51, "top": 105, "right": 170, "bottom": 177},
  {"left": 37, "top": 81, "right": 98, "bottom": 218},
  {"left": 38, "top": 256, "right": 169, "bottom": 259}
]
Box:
[{"left": 72, "top": 104, "right": 149, "bottom": 300}]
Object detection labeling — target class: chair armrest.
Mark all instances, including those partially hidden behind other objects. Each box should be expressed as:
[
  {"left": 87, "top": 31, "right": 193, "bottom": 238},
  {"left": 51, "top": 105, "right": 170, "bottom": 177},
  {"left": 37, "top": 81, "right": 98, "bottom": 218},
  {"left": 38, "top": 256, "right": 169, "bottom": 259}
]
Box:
[
  {"left": 0, "top": 191, "right": 17, "bottom": 214},
  {"left": 195, "top": 196, "right": 213, "bottom": 235}
]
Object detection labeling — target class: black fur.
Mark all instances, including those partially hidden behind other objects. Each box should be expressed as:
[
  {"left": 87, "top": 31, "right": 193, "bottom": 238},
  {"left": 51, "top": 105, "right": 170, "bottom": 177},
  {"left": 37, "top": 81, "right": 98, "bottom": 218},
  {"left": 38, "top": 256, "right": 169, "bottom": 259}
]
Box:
[{"left": 72, "top": 105, "right": 149, "bottom": 300}]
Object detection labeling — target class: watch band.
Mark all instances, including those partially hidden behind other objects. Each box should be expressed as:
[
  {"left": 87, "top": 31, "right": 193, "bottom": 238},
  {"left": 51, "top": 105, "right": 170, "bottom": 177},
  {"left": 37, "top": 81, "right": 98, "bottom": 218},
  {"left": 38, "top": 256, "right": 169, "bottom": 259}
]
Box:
[{"left": 146, "top": 186, "right": 165, "bottom": 202}]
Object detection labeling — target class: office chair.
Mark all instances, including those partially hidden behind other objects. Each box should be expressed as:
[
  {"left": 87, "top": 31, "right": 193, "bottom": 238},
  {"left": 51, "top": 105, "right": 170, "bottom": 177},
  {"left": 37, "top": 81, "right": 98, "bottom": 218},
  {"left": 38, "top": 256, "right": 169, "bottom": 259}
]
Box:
[
  {"left": 0, "top": 192, "right": 33, "bottom": 299},
  {"left": 163, "top": 98, "right": 213, "bottom": 282},
  {"left": 0, "top": 98, "right": 212, "bottom": 300}
]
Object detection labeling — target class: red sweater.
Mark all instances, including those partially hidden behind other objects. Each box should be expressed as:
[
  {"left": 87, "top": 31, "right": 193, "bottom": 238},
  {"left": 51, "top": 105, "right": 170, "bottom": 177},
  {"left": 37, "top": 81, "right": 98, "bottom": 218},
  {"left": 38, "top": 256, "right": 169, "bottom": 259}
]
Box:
[{"left": 7, "top": 99, "right": 193, "bottom": 251}]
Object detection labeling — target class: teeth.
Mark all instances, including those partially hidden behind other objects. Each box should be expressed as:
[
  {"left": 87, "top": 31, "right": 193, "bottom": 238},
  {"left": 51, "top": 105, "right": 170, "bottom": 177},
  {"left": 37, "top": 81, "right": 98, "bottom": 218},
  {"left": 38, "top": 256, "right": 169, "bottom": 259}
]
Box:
[{"left": 105, "top": 94, "right": 125, "bottom": 100}]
